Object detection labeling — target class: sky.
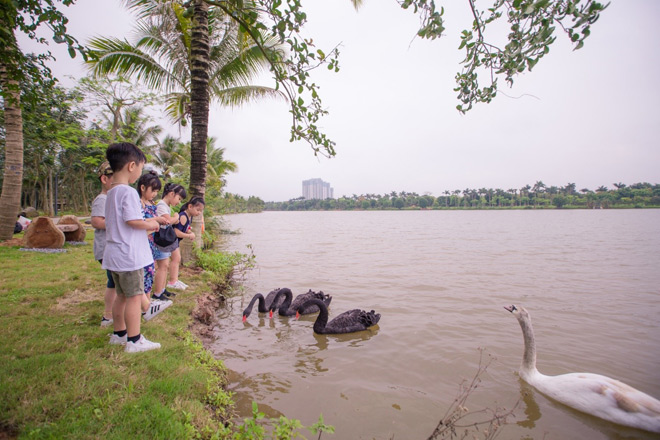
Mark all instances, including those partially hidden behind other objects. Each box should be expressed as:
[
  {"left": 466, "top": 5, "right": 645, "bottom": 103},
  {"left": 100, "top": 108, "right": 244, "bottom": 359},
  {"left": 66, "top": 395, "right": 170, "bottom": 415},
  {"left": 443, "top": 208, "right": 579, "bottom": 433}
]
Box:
[{"left": 15, "top": 1, "right": 660, "bottom": 202}]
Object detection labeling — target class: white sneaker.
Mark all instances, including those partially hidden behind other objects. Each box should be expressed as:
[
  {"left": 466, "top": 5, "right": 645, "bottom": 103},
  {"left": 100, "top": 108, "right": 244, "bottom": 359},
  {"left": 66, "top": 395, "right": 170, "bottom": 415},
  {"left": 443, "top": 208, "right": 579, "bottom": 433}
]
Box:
[
  {"left": 167, "top": 280, "right": 187, "bottom": 290},
  {"left": 143, "top": 299, "right": 172, "bottom": 322},
  {"left": 101, "top": 317, "right": 113, "bottom": 327},
  {"left": 125, "top": 335, "right": 161, "bottom": 353},
  {"left": 109, "top": 334, "right": 127, "bottom": 345}
]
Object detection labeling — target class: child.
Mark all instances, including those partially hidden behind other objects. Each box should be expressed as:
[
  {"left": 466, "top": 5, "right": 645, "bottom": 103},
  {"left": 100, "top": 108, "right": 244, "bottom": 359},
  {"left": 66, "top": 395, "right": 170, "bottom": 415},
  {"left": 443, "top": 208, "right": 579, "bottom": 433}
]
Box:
[
  {"left": 152, "top": 183, "right": 187, "bottom": 301},
  {"left": 103, "top": 142, "right": 162, "bottom": 353},
  {"left": 169, "top": 197, "right": 205, "bottom": 289},
  {"left": 137, "top": 171, "right": 172, "bottom": 321},
  {"left": 91, "top": 161, "right": 115, "bottom": 327}
]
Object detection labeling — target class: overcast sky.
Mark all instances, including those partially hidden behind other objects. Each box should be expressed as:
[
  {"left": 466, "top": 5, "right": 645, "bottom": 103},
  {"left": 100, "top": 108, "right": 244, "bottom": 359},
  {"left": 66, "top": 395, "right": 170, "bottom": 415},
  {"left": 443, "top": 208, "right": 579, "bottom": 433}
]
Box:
[{"left": 17, "top": 1, "right": 660, "bottom": 201}]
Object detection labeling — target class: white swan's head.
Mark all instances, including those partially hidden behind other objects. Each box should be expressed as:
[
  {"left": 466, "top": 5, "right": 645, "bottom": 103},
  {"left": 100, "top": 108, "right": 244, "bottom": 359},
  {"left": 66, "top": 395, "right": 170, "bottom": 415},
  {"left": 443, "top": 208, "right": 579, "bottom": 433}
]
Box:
[{"left": 504, "top": 304, "right": 530, "bottom": 322}]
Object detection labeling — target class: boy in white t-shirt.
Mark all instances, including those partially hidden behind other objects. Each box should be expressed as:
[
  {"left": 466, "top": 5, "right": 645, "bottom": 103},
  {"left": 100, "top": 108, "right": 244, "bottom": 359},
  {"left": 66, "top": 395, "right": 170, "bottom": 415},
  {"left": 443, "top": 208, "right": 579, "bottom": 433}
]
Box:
[{"left": 103, "top": 142, "right": 167, "bottom": 353}]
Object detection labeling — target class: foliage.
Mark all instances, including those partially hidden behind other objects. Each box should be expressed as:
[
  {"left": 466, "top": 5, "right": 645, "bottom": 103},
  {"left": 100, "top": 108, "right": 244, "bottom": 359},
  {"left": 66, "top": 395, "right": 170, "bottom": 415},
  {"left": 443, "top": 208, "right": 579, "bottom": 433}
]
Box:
[
  {"left": 453, "top": 0, "right": 609, "bottom": 113},
  {"left": 194, "top": 246, "right": 256, "bottom": 288},
  {"left": 87, "top": 0, "right": 285, "bottom": 127},
  {"left": 215, "top": 193, "right": 266, "bottom": 214},
  {"left": 233, "top": 403, "right": 334, "bottom": 440},
  {"left": 0, "top": 0, "right": 88, "bottom": 91},
  {"left": 265, "top": 182, "right": 660, "bottom": 211},
  {"left": 204, "top": 0, "right": 609, "bottom": 155}
]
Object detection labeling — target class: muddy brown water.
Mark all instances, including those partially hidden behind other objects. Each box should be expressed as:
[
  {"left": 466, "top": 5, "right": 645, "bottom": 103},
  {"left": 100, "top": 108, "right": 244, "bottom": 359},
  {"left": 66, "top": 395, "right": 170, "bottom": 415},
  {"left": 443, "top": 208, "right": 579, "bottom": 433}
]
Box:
[{"left": 205, "top": 210, "right": 660, "bottom": 439}]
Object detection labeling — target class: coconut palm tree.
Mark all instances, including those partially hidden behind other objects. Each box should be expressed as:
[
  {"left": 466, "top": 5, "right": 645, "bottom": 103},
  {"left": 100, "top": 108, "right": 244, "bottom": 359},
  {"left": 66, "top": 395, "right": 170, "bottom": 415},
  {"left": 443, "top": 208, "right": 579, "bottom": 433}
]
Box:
[
  {"left": 87, "top": 0, "right": 284, "bottom": 196},
  {"left": 150, "top": 135, "right": 188, "bottom": 181}
]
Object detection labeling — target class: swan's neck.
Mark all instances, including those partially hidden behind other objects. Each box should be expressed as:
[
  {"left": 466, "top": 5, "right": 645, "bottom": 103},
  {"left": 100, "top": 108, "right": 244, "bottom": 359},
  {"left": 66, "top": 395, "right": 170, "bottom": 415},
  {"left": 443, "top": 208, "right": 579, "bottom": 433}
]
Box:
[
  {"left": 518, "top": 315, "right": 538, "bottom": 377},
  {"left": 277, "top": 289, "right": 293, "bottom": 314},
  {"left": 255, "top": 294, "right": 267, "bottom": 313},
  {"left": 312, "top": 300, "right": 329, "bottom": 333}
]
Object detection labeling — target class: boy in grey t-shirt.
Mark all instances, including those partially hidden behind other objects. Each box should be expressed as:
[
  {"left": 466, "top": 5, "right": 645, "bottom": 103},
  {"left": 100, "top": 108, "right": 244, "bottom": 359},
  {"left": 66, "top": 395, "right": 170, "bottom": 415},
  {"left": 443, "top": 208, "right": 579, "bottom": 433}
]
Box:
[{"left": 91, "top": 161, "right": 115, "bottom": 327}]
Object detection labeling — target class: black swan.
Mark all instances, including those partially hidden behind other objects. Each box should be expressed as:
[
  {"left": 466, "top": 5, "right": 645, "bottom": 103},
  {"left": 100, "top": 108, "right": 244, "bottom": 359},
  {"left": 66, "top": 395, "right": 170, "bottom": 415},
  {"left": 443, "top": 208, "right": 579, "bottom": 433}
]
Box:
[
  {"left": 505, "top": 305, "right": 660, "bottom": 433},
  {"left": 268, "top": 288, "right": 332, "bottom": 317},
  {"left": 241, "top": 288, "right": 287, "bottom": 322},
  {"left": 295, "top": 298, "right": 380, "bottom": 334}
]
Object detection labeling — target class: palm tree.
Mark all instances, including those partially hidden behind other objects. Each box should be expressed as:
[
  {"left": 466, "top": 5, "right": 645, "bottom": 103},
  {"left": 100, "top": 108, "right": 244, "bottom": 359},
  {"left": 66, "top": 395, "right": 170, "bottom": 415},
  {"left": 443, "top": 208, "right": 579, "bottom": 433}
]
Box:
[
  {"left": 113, "top": 106, "right": 163, "bottom": 154},
  {"left": 151, "top": 135, "right": 187, "bottom": 181},
  {"left": 0, "top": 63, "right": 24, "bottom": 240},
  {"left": 87, "top": 0, "right": 284, "bottom": 198},
  {"left": 205, "top": 137, "right": 237, "bottom": 196}
]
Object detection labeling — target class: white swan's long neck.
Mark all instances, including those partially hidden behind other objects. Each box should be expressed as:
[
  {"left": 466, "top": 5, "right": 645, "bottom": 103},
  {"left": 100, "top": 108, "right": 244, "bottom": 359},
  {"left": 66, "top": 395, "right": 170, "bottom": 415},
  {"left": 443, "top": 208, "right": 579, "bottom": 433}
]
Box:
[{"left": 517, "top": 314, "right": 538, "bottom": 378}]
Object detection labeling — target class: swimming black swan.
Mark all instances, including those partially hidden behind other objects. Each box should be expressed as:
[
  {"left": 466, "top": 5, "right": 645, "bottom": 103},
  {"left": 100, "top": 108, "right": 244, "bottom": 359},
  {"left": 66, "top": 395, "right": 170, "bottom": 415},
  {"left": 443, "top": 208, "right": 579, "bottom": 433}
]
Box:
[
  {"left": 505, "top": 305, "right": 660, "bottom": 433},
  {"left": 241, "top": 288, "right": 287, "bottom": 322},
  {"left": 269, "top": 288, "right": 332, "bottom": 317},
  {"left": 295, "top": 298, "right": 380, "bottom": 334}
]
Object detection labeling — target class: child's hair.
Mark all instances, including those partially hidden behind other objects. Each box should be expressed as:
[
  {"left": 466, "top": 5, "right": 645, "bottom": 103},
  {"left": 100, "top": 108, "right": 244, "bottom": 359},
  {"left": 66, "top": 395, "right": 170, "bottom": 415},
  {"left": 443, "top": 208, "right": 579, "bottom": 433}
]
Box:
[
  {"left": 179, "top": 196, "right": 205, "bottom": 213},
  {"left": 137, "top": 171, "right": 162, "bottom": 197},
  {"left": 162, "top": 183, "right": 187, "bottom": 199},
  {"left": 106, "top": 142, "right": 147, "bottom": 172}
]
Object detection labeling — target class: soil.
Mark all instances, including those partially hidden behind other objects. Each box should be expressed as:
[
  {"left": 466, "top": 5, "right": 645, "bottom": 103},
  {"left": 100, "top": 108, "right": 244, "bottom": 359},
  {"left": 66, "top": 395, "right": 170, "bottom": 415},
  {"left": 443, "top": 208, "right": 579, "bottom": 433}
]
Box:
[{"left": 0, "top": 237, "right": 24, "bottom": 247}]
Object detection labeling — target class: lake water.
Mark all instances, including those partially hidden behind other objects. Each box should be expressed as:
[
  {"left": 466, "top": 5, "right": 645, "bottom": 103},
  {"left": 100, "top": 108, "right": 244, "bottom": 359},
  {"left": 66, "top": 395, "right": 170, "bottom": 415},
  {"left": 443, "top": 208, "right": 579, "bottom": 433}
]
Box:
[{"left": 205, "top": 210, "right": 660, "bottom": 440}]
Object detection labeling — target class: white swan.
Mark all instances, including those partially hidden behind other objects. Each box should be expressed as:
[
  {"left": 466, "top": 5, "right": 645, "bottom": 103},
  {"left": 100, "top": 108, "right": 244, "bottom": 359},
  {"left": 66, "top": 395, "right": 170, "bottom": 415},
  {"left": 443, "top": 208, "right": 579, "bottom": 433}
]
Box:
[{"left": 505, "top": 305, "right": 660, "bottom": 433}]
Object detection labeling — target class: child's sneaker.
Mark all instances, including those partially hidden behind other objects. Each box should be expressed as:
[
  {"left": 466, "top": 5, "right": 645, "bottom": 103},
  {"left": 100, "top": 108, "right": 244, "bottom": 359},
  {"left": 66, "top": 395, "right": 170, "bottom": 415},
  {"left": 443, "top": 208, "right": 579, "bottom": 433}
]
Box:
[
  {"left": 162, "top": 289, "right": 176, "bottom": 298},
  {"left": 125, "top": 335, "right": 161, "bottom": 353},
  {"left": 143, "top": 299, "right": 172, "bottom": 322},
  {"left": 167, "top": 280, "right": 187, "bottom": 290},
  {"left": 151, "top": 292, "right": 170, "bottom": 302},
  {"left": 100, "top": 316, "right": 113, "bottom": 327},
  {"left": 109, "top": 334, "right": 127, "bottom": 345}
]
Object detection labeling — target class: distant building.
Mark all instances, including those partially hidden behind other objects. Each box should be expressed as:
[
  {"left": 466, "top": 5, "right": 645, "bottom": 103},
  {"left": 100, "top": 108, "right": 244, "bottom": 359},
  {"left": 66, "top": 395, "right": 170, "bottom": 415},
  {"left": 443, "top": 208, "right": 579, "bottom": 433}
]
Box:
[{"left": 302, "top": 178, "right": 334, "bottom": 200}]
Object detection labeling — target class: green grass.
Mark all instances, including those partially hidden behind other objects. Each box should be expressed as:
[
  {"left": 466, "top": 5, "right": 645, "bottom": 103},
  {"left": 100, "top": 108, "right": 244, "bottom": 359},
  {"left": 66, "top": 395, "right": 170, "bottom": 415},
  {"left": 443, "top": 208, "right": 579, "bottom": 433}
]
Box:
[{"left": 0, "top": 231, "right": 232, "bottom": 439}]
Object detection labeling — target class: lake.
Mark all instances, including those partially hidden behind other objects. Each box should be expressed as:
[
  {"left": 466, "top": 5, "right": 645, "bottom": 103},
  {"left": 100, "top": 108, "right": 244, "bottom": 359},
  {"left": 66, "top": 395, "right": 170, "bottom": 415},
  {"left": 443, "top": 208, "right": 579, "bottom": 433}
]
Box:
[{"left": 204, "top": 209, "right": 660, "bottom": 439}]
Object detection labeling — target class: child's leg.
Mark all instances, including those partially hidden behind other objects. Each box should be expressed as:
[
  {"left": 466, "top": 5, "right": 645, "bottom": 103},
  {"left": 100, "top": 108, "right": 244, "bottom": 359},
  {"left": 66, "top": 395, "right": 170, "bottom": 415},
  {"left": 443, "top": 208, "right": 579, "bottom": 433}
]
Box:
[
  {"left": 112, "top": 293, "right": 127, "bottom": 332},
  {"left": 104, "top": 287, "right": 116, "bottom": 319},
  {"left": 141, "top": 293, "right": 150, "bottom": 313},
  {"left": 154, "top": 257, "right": 170, "bottom": 296},
  {"left": 143, "top": 263, "right": 154, "bottom": 309},
  {"left": 101, "top": 266, "right": 116, "bottom": 323},
  {"left": 125, "top": 295, "right": 143, "bottom": 338},
  {"left": 168, "top": 248, "right": 181, "bottom": 284}
]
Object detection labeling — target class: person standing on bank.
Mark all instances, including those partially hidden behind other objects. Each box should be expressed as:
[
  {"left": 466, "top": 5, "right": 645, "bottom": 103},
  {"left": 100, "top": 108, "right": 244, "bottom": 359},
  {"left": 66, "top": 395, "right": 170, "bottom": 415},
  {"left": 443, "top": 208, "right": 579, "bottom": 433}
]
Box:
[
  {"left": 91, "top": 161, "right": 115, "bottom": 327},
  {"left": 170, "top": 197, "right": 206, "bottom": 290},
  {"left": 152, "top": 183, "right": 186, "bottom": 300},
  {"left": 103, "top": 142, "right": 163, "bottom": 353}
]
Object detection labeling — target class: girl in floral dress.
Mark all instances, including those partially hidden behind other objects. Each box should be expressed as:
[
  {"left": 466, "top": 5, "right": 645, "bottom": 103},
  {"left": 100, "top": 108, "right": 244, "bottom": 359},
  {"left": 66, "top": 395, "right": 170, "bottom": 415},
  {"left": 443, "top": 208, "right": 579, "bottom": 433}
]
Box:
[{"left": 137, "top": 171, "right": 172, "bottom": 320}]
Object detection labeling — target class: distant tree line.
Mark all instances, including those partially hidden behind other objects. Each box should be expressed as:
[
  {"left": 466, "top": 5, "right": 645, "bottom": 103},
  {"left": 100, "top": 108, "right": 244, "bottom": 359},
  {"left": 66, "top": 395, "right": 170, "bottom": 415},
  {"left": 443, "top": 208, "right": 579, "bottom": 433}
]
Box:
[{"left": 264, "top": 182, "right": 660, "bottom": 211}]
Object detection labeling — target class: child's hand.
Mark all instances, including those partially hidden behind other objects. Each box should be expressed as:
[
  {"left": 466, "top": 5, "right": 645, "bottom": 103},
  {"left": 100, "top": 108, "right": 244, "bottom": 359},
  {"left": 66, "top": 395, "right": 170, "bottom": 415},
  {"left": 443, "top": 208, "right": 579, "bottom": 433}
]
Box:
[
  {"left": 155, "top": 216, "right": 169, "bottom": 225},
  {"left": 145, "top": 219, "right": 159, "bottom": 231},
  {"left": 188, "top": 232, "right": 196, "bottom": 240}
]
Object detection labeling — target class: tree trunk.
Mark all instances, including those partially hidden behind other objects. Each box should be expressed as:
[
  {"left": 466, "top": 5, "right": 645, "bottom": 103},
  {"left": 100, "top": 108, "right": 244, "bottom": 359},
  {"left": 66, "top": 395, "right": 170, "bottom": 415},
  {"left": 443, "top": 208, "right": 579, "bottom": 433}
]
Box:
[
  {"left": 184, "top": 0, "right": 210, "bottom": 263},
  {"left": 0, "top": 63, "right": 24, "bottom": 240}
]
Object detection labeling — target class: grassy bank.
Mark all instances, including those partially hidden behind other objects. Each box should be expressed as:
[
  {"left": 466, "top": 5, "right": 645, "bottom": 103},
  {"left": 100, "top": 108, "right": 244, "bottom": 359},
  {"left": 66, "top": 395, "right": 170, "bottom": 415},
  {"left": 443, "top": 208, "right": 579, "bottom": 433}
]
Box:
[{"left": 0, "top": 231, "right": 233, "bottom": 439}]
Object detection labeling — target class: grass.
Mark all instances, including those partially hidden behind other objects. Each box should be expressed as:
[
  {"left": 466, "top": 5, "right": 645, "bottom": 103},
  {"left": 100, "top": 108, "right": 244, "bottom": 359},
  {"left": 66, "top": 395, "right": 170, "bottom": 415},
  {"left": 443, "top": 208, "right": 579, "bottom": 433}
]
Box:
[{"left": 0, "top": 231, "right": 233, "bottom": 439}]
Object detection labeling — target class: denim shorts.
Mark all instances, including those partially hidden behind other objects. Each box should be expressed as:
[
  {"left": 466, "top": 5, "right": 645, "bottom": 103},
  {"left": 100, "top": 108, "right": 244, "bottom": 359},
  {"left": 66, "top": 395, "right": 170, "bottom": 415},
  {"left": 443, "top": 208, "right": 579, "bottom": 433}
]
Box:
[
  {"left": 98, "top": 259, "right": 116, "bottom": 289},
  {"left": 153, "top": 247, "right": 171, "bottom": 261}
]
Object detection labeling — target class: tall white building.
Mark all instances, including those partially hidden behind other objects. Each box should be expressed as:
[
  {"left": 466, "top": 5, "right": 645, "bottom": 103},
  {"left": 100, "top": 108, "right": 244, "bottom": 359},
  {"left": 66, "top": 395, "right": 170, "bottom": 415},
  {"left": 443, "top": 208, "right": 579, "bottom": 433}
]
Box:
[{"left": 302, "top": 178, "right": 334, "bottom": 200}]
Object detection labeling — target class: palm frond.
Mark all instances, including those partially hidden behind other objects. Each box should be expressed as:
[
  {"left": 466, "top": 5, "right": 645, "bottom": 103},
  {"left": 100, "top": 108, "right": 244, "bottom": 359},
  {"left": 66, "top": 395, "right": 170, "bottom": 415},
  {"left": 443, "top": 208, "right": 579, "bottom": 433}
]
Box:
[{"left": 212, "top": 86, "right": 286, "bottom": 108}]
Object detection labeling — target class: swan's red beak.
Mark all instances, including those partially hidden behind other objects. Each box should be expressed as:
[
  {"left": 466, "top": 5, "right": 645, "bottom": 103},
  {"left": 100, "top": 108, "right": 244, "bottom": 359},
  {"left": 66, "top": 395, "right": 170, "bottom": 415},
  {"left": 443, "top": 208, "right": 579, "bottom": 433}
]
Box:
[
  {"left": 295, "top": 311, "right": 300, "bottom": 320},
  {"left": 268, "top": 310, "right": 273, "bottom": 319},
  {"left": 242, "top": 315, "right": 247, "bottom": 322}
]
